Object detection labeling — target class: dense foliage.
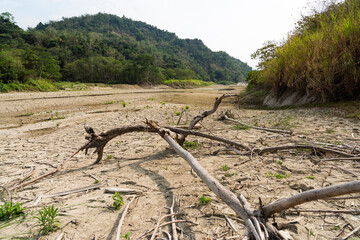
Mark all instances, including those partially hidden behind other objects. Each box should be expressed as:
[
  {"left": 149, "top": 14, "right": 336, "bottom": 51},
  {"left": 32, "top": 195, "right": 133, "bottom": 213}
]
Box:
[
  {"left": 251, "top": 0, "right": 360, "bottom": 101},
  {"left": 0, "top": 12, "right": 251, "bottom": 91}
]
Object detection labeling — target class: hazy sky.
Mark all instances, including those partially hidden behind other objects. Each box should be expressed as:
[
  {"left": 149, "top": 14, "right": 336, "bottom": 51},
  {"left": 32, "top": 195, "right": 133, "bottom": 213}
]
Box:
[{"left": 1, "top": 0, "right": 316, "bottom": 68}]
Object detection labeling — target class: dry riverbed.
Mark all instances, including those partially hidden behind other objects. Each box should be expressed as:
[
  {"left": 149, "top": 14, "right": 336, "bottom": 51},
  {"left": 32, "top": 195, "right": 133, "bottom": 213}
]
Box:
[{"left": 0, "top": 85, "right": 359, "bottom": 240}]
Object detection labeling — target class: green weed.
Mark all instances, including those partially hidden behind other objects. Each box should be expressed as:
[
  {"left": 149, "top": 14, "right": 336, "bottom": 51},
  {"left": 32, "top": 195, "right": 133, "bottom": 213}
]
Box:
[
  {"left": 221, "top": 164, "right": 229, "bottom": 171},
  {"left": 112, "top": 192, "right": 124, "bottom": 210},
  {"left": 34, "top": 205, "right": 60, "bottom": 235},
  {"left": 122, "top": 102, "right": 126, "bottom": 107},
  {"left": 265, "top": 172, "right": 290, "bottom": 179},
  {"left": 199, "top": 195, "right": 211, "bottom": 205},
  {"left": 175, "top": 111, "right": 181, "bottom": 116},
  {"left": 183, "top": 140, "right": 200, "bottom": 150},
  {"left": 106, "top": 154, "right": 113, "bottom": 159},
  {"left": 277, "top": 160, "right": 283, "bottom": 165},
  {"left": 0, "top": 201, "right": 25, "bottom": 221},
  {"left": 121, "top": 232, "right": 132, "bottom": 240},
  {"left": 306, "top": 176, "right": 315, "bottom": 180}
]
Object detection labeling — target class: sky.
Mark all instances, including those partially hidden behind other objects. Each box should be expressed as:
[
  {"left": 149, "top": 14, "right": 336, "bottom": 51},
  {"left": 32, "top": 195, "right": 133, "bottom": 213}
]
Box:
[{"left": 1, "top": 0, "right": 317, "bottom": 69}]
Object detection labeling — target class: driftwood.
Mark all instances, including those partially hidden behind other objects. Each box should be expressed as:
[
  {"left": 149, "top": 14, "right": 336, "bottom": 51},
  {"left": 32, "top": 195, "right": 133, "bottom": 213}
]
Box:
[
  {"left": 321, "top": 157, "right": 360, "bottom": 162},
  {"left": 165, "top": 194, "right": 178, "bottom": 240},
  {"left": 255, "top": 145, "right": 356, "bottom": 157},
  {"left": 150, "top": 213, "right": 178, "bottom": 240},
  {"left": 342, "top": 225, "right": 360, "bottom": 240},
  {"left": 261, "top": 180, "right": 360, "bottom": 218},
  {"left": 219, "top": 112, "right": 293, "bottom": 135},
  {"left": 81, "top": 124, "right": 251, "bottom": 164},
  {"left": 285, "top": 209, "right": 360, "bottom": 214},
  {"left": 104, "top": 188, "right": 142, "bottom": 194},
  {"left": 44, "top": 183, "right": 102, "bottom": 198},
  {"left": 115, "top": 196, "right": 136, "bottom": 240}
]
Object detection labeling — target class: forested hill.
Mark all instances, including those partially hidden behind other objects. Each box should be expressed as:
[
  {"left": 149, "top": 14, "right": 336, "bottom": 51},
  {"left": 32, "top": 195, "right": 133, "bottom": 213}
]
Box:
[{"left": 0, "top": 12, "right": 251, "bottom": 88}]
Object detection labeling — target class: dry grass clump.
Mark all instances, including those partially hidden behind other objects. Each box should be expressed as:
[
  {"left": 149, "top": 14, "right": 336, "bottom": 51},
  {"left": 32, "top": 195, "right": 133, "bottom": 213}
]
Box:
[{"left": 255, "top": 0, "right": 360, "bottom": 101}]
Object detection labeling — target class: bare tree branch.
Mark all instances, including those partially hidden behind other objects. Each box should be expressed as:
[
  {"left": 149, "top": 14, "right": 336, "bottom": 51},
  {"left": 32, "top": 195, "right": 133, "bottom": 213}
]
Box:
[
  {"left": 262, "top": 180, "right": 360, "bottom": 218},
  {"left": 256, "top": 145, "right": 356, "bottom": 157}
]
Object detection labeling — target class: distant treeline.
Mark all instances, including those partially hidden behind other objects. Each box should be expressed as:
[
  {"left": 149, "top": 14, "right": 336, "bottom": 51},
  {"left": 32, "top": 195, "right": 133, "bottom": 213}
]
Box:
[
  {"left": 248, "top": 0, "right": 360, "bottom": 102},
  {"left": 0, "top": 12, "right": 251, "bottom": 91}
]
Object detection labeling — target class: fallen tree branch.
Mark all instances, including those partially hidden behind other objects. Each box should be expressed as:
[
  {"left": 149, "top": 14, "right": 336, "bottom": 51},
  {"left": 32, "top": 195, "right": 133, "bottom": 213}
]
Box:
[
  {"left": 342, "top": 225, "right": 360, "bottom": 240},
  {"left": 188, "top": 94, "right": 237, "bottom": 131},
  {"left": 165, "top": 194, "right": 178, "bottom": 240},
  {"left": 219, "top": 113, "right": 292, "bottom": 135},
  {"left": 115, "top": 196, "right": 136, "bottom": 240},
  {"left": 285, "top": 209, "right": 360, "bottom": 214},
  {"left": 82, "top": 124, "right": 250, "bottom": 164},
  {"left": 256, "top": 145, "right": 356, "bottom": 157},
  {"left": 321, "top": 157, "right": 360, "bottom": 162},
  {"left": 262, "top": 180, "right": 360, "bottom": 218},
  {"left": 44, "top": 183, "right": 102, "bottom": 198},
  {"left": 167, "top": 126, "right": 250, "bottom": 151},
  {"left": 150, "top": 213, "right": 178, "bottom": 240},
  {"left": 104, "top": 188, "right": 142, "bottom": 194}
]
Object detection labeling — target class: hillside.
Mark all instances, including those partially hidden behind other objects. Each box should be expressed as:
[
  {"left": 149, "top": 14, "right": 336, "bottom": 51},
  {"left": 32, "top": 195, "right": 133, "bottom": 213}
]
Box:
[
  {"left": 0, "top": 12, "right": 251, "bottom": 90},
  {"left": 249, "top": 0, "right": 360, "bottom": 103}
]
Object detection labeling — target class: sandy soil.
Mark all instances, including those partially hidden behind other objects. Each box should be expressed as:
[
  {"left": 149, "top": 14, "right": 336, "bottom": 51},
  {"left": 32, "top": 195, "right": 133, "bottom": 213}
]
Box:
[{"left": 0, "top": 85, "right": 359, "bottom": 240}]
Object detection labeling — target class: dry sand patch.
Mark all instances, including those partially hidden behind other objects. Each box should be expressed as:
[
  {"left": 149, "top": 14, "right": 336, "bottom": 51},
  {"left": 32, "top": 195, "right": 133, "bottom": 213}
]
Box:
[{"left": 0, "top": 85, "right": 359, "bottom": 239}]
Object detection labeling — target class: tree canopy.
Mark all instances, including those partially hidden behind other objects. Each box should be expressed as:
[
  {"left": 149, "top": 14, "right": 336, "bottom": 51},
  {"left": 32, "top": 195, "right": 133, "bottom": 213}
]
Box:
[{"left": 0, "top": 12, "right": 251, "bottom": 86}]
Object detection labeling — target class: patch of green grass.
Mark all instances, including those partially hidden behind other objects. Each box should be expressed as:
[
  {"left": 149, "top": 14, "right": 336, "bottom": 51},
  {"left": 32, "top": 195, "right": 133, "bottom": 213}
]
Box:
[
  {"left": 185, "top": 105, "right": 190, "bottom": 110},
  {"left": 149, "top": 97, "right": 155, "bottom": 101},
  {"left": 106, "top": 154, "right": 113, "bottom": 159},
  {"left": 0, "top": 201, "right": 25, "bottom": 221},
  {"left": 234, "top": 124, "right": 251, "bottom": 130},
  {"left": 199, "top": 195, "right": 211, "bottom": 205},
  {"left": 163, "top": 79, "right": 214, "bottom": 89},
  {"left": 265, "top": 172, "right": 290, "bottom": 179},
  {"left": 221, "top": 164, "right": 229, "bottom": 171},
  {"left": 306, "top": 176, "right": 315, "bottom": 180},
  {"left": 121, "top": 232, "right": 132, "bottom": 240},
  {"left": 160, "top": 101, "right": 166, "bottom": 105},
  {"left": 175, "top": 111, "right": 181, "bottom": 116},
  {"left": 272, "top": 116, "right": 295, "bottom": 130},
  {"left": 34, "top": 205, "right": 60, "bottom": 235},
  {"left": 183, "top": 140, "right": 200, "bottom": 150},
  {"left": 277, "top": 160, "right": 283, "bottom": 165},
  {"left": 112, "top": 192, "right": 124, "bottom": 210},
  {"left": 122, "top": 102, "right": 127, "bottom": 107},
  {"left": 144, "top": 105, "right": 153, "bottom": 109}
]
